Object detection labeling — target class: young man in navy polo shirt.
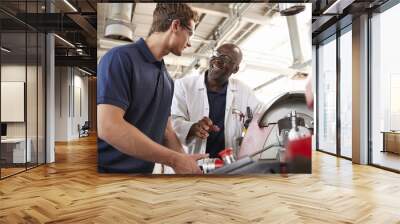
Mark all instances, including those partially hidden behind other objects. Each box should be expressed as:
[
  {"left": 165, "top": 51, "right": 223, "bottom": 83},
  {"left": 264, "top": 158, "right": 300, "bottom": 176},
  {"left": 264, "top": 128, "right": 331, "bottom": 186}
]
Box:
[{"left": 97, "top": 4, "right": 207, "bottom": 174}]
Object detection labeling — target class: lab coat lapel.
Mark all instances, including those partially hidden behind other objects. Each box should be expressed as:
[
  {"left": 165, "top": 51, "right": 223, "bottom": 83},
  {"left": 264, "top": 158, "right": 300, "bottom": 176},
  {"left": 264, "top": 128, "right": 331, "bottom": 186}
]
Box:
[
  {"left": 225, "top": 79, "right": 237, "bottom": 120},
  {"left": 192, "top": 74, "right": 208, "bottom": 154},
  {"left": 224, "top": 79, "right": 238, "bottom": 151},
  {"left": 196, "top": 74, "right": 209, "bottom": 117}
]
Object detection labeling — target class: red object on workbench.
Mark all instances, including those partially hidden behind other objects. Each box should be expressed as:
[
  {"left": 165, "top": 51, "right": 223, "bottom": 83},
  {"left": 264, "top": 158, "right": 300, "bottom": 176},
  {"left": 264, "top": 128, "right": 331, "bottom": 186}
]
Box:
[
  {"left": 218, "top": 148, "right": 233, "bottom": 158},
  {"left": 215, "top": 159, "right": 224, "bottom": 168},
  {"left": 286, "top": 135, "right": 312, "bottom": 160},
  {"left": 284, "top": 135, "right": 312, "bottom": 174}
]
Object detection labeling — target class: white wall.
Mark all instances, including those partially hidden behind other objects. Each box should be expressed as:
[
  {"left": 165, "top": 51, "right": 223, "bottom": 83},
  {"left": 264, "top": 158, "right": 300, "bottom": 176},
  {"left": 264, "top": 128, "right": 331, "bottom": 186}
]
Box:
[
  {"left": 55, "top": 67, "right": 69, "bottom": 141},
  {"left": 54, "top": 67, "right": 89, "bottom": 141},
  {"left": 1, "top": 65, "right": 33, "bottom": 138},
  {"left": 73, "top": 70, "right": 89, "bottom": 135},
  {"left": 1, "top": 63, "right": 46, "bottom": 164},
  {"left": 1, "top": 65, "right": 26, "bottom": 82}
]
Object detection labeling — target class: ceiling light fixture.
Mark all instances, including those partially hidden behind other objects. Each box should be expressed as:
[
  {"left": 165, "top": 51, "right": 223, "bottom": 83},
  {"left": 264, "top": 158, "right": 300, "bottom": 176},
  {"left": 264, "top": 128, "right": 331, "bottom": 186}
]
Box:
[
  {"left": 78, "top": 67, "right": 93, "bottom": 76},
  {"left": 1, "top": 47, "right": 11, "bottom": 53},
  {"left": 54, "top": 34, "right": 75, "bottom": 48},
  {"left": 322, "top": 0, "right": 354, "bottom": 15},
  {"left": 63, "top": 0, "right": 78, "bottom": 12},
  {"left": 279, "top": 3, "right": 305, "bottom": 16}
]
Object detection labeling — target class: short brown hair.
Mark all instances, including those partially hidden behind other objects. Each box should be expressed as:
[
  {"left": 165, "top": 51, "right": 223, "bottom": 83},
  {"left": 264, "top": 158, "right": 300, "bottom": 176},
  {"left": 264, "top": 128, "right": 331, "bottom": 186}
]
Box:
[{"left": 148, "top": 3, "right": 199, "bottom": 36}]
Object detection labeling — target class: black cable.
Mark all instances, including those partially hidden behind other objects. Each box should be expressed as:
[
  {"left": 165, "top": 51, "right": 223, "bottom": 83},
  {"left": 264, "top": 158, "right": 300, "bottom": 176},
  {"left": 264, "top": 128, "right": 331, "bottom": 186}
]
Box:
[{"left": 249, "top": 143, "right": 282, "bottom": 158}]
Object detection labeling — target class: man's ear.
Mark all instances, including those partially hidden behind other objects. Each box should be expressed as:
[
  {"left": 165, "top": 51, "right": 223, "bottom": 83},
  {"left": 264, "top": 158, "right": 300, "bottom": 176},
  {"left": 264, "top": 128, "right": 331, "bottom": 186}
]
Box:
[
  {"left": 170, "top": 19, "right": 180, "bottom": 33},
  {"left": 233, "top": 65, "right": 239, "bottom": 74}
]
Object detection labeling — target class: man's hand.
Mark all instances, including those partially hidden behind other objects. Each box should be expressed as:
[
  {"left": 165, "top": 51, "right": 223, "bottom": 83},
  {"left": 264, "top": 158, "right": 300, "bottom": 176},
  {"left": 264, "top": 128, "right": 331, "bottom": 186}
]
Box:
[
  {"left": 305, "top": 74, "right": 314, "bottom": 109},
  {"left": 187, "top": 117, "right": 220, "bottom": 139},
  {"left": 171, "top": 153, "right": 209, "bottom": 174}
]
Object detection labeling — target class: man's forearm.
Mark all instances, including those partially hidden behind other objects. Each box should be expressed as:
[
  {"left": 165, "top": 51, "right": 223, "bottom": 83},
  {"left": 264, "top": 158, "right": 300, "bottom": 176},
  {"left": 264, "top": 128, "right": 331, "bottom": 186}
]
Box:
[
  {"left": 98, "top": 109, "right": 180, "bottom": 167},
  {"left": 164, "top": 132, "right": 185, "bottom": 154},
  {"left": 163, "top": 118, "right": 185, "bottom": 154}
]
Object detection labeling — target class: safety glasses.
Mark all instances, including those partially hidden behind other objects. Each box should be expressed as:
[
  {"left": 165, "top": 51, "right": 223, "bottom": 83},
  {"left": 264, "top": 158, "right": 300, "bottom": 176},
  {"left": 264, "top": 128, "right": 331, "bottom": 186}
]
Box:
[
  {"left": 180, "top": 22, "right": 195, "bottom": 41},
  {"left": 211, "top": 50, "right": 234, "bottom": 66}
]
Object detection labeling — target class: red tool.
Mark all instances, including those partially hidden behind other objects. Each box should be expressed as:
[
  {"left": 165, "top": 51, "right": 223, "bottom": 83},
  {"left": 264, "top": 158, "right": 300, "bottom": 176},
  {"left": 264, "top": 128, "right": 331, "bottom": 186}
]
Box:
[
  {"left": 283, "top": 135, "right": 312, "bottom": 174},
  {"left": 198, "top": 158, "right": 224, "bottom": 174},
  {"left": 219, "top": 148, "right": 236, "bottom": 164}
]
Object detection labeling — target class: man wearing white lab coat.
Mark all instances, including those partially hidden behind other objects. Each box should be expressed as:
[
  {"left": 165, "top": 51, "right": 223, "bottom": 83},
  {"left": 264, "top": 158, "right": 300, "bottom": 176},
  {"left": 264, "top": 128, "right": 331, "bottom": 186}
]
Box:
[{"left": 172, "top": 43, "right": 262, "bottom": 157}]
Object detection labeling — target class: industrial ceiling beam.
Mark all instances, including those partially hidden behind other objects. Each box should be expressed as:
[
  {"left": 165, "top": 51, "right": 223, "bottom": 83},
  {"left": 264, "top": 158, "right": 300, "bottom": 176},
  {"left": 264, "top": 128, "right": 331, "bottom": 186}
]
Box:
[
  {"left": 322, "top": 0, "right": 355, "bottom": 15},
  {"left": 191, "top": 3, "right": 278, "bottom": 25},
  {"left": 286, "top": 15, "right": 305, "bottom": 67},
  {"left": 67, "top": 13, "right": 97, "bottom": 38},
  {"left": 312, "top": 15, "right": 335, "bottom": 33},
  {"left": 55, "top": 55, "right": 96, "bottom": 71}
]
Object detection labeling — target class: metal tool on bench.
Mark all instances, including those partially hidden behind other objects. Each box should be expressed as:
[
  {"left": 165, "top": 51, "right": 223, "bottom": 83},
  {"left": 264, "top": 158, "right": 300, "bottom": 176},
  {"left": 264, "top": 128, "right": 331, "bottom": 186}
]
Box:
[
  {"left": 233, "top": 106, "right": 254, "bottom": 148},
  {"left": 200, "top": 92, "right": 313, "bottom": 174},
  {"left": 198, "top": 148, "right": 236, "bottom": 174},
  {"left": 209, "top": 143, "right": 282, "bottom": 174},
  {"left": 197, "top": 158, "right": 224, "bottom": 174},
  {"left": 218, "top": 148, "right": 236, "bottom": 164},
  {"left": 208, "top": 109, "right": 312, "bottom": 174},
  {"left": 208, "top": 128, "right": 311, "bottom": 174}
]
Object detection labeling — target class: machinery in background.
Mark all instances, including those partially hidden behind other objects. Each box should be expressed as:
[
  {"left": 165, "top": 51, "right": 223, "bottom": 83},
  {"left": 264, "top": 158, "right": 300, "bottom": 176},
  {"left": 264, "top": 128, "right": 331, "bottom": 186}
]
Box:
[
  {"left": 201, "top": 91, "right": 313, "bottom": 174},
  {"left": 232, "top": 106, "right": 254, "bottom": 149}
]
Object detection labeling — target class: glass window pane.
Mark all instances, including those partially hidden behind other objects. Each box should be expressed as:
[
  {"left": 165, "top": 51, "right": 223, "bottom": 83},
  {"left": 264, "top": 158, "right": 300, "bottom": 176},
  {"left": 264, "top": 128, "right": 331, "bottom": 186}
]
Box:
[
  {"left": 317, "top": 37, "right": 337, "bottom": 154},
  {"left": 1, "top": 0, "right": 46, "bottom": 179},
  {"left": 27, "top": 31, "right": 38, "bottom": 169},
  {"left": 371, "top": 3, "right": 400, "bottom": 171},
  {"left": 1, "top": 30, "right": 27, "bottom": 177},
  {"left": 340, "top": 28, "right": 352, "bottom": 158}
]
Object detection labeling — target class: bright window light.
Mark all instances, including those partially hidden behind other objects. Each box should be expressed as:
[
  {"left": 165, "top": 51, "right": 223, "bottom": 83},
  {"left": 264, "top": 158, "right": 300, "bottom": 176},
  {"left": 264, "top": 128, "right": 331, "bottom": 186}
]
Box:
[
  {"left": 78, "top": 67, "right": 93, "bottom": 76},
  {"left": 63, "top": 0, "right": 78, "bottom": 12},
  {"left": 1, "top": 47, "right": 11, "bottom": 53},
  {"left": 54, "top": 34, "right": 75, "bottom": 48}
]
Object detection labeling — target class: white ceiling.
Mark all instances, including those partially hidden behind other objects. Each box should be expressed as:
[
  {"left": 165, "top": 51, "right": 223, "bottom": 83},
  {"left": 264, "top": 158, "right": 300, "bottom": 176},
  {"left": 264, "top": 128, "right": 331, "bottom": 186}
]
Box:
[{"left": 97, "top": 3, "right": 312, "bottom": 98}]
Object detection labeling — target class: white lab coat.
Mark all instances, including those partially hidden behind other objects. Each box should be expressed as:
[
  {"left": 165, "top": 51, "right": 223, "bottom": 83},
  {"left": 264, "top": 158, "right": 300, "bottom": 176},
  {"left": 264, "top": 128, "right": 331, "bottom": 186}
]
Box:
[{"left": 171, "top": 73, "right": 262, "bottom": 156}]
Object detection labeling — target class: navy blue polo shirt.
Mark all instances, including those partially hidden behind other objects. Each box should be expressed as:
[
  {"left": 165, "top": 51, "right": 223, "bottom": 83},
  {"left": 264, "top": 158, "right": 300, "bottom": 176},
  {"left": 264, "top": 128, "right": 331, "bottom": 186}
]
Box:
[
  {"left": 205, "top": 73, "right": 227, "bottom": 158},
  {"left": 97, "top": 38, "right": 174, "bottom": 173}
]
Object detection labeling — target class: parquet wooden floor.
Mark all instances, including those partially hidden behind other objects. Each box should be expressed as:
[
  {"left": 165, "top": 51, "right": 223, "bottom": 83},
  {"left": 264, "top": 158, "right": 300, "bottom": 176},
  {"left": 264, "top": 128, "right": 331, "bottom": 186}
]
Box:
[
  {"left": 1, "top": 167, "right": 26, "bottom": 178},
  {"left": 1, "top": 135, "right": 400, "bottom": 223}
]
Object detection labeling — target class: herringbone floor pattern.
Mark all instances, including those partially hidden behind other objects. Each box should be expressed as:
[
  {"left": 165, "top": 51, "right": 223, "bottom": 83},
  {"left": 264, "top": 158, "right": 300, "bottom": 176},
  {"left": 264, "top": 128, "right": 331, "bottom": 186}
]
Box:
[{"left": 1, "top": 135, "right": 400, "bottom": 223}]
